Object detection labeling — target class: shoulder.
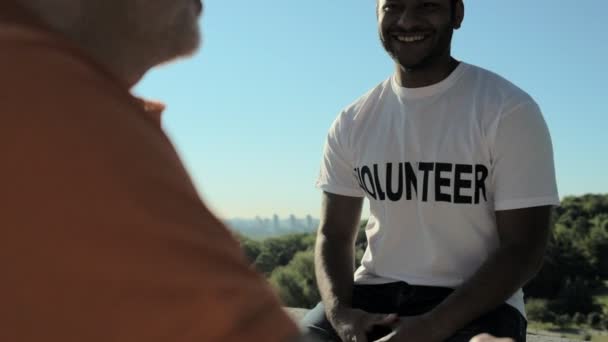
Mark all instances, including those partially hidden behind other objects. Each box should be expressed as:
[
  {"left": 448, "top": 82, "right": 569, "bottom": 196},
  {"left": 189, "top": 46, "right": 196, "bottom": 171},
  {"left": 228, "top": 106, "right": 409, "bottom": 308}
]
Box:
[
  {"left": 331, "top": 77, "right": 393, "bottom": 132},
  {"left": 464, "top": 63, "right": 538, "bottom": 113}
]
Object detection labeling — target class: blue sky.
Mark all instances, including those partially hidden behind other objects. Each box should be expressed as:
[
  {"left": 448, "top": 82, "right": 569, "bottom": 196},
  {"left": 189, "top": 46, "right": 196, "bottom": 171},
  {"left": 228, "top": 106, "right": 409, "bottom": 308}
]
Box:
[{"left": 136, "top": 0, "right": 607, "bottom": 219}]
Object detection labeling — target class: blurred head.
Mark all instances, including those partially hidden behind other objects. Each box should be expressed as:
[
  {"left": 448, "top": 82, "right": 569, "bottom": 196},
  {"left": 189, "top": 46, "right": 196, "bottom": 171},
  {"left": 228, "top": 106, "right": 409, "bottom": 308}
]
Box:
[
  {"left": 21, "top": 0, "right": 203, "bottom": 85},
  {"left": 377, "top": 0, "right": 464, "bottom": 70}
]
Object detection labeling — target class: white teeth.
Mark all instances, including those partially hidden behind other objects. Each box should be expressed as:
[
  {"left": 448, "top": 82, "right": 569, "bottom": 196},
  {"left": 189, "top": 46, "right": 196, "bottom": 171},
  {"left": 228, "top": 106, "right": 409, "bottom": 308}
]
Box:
[{"left": 396, "top": 35, "right": 425, "bottom": 42}]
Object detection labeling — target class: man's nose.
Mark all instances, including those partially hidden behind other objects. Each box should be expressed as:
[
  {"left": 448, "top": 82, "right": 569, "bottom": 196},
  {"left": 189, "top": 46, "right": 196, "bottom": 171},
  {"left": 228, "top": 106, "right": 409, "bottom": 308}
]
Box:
[{"left": 397, "top": 8, "right": 424, "bottom": 30}]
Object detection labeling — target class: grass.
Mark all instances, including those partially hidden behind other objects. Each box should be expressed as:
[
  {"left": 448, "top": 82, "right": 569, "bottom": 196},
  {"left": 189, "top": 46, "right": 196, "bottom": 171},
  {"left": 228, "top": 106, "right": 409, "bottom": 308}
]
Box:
[
  {"left": 525, "top": 280, "right": 608, "bottom": 340},
  {"left": 527, "top": 320, "right": 608, "bottom": 341},
  {"left": 528, "top": 321, "right": 585, "bottom": 340}
]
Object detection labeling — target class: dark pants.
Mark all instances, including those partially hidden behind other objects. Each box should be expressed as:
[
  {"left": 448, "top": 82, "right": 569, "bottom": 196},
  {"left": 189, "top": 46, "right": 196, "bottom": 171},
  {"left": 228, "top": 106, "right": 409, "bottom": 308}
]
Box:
[{"left": 301, "top": 282, "right": 527, "bottom": 342}]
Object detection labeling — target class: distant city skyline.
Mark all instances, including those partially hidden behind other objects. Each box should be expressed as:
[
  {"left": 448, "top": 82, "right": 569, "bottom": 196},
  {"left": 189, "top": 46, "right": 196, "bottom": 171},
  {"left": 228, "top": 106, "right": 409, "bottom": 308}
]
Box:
[
  {"left": 226, "top": 214, "right": 321, "bottom": 238},
  {"left": 228, "top": 214, "right": 318, "bottom": 226}
]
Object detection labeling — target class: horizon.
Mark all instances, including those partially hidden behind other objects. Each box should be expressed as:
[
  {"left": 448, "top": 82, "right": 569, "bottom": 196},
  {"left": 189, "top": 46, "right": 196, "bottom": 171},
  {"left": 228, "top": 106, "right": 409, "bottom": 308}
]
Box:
[
  {"left": 223, "top": 192, "right": 608, "bottom": 221},
  {"left": 136, "top": 0, "right": 608, "bottom": 219}
]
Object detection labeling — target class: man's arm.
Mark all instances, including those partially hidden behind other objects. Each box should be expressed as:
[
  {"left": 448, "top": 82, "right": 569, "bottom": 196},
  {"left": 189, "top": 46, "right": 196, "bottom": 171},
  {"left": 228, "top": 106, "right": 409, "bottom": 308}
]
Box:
[
  {"left": 315, "top": 192, "right": 397, "bottom": 342},
  {"left": 315, "top": 192, "right": 364, "bottom": 314},
  {"left": 389, "top": 205, "right": 551, "bottom": 341}
]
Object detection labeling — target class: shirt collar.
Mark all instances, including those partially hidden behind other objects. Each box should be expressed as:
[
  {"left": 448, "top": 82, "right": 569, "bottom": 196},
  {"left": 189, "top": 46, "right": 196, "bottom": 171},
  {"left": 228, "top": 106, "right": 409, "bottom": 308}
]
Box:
[{"left": 137, "top": 99, "right": 167, "bottom": 126}]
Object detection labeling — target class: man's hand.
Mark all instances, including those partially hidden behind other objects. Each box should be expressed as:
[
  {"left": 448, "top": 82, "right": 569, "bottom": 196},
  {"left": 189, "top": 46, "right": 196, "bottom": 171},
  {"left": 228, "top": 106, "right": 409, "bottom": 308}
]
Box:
[
  {"left": 469, "top": 333, "right": 514, "bottom": 342},
  {"left": 329, "top": 307, "right": 397, "bottom": 342},
  {"left": 372, "top": 315, "right": 439, "bottom": 342}
]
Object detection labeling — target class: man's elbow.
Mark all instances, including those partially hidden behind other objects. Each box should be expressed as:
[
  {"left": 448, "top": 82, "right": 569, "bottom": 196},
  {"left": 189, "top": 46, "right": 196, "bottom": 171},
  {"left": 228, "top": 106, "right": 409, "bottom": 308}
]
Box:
[
  {"left": 505, "top": 241, "right": 546, "bottom": 281},
  {"left": 528, "top": 253, "right": 545, "bottom": 280}
]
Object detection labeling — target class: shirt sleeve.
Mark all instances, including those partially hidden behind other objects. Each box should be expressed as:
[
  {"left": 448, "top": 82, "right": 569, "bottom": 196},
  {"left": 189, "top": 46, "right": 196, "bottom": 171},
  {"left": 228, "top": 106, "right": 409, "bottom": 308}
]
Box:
[
  {"left": 491, "top": 100, "right": 560, "bottom": 211},
  {"left": 316, "top": 114, "right": 366, "bottom": 197}
]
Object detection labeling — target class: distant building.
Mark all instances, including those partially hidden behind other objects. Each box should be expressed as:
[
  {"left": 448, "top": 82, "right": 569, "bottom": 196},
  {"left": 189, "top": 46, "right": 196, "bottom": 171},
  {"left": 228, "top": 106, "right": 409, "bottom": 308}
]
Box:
[
  {"left": 289, "top": 214, "right": 297, "bottom": 230},
  {"left": 273, "top": 214, "right": 280, "bottom": 230},
  {"left": 306, "top": 214, "right": 313, "bottom": 230}
]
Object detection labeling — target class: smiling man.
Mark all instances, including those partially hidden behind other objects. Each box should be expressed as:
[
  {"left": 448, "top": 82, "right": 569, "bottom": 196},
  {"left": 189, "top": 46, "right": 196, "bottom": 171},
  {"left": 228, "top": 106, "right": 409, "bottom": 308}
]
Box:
[
  {"left": 303, "top": 0, "right": 559, "bottom": 341},
  {"left": 0, "top": 1, "right": 302, "bottom": 341}
]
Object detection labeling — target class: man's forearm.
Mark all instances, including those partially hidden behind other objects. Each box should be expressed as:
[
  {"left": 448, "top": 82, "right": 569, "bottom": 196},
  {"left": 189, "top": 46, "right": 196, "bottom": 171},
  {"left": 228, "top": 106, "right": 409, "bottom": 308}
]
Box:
[
  {"left": 314, "top": 232, "right": 356, "bottom": 314},
  {"left": 424, "top": 243, "right": 543, "bottom": 340}
]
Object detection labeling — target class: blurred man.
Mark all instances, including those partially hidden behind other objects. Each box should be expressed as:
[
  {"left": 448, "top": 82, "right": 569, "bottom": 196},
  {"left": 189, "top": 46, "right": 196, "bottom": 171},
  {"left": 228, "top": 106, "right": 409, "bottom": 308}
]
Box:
[
  {"left": 0, "top": 1, "right": 303, "bottom": 341},
  {"left": 304, "top": 0, "right": 558, "bottom": 341}
]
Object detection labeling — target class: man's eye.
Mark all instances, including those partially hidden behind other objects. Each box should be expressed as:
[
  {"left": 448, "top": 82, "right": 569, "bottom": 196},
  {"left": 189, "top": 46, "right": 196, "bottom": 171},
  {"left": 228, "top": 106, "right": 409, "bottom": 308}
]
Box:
[
  {"left": 422, "top": 2, "right": 439, "bottom": 9},
  {"left": 382, "top": 4, "right": 399, "bottom": 12}
]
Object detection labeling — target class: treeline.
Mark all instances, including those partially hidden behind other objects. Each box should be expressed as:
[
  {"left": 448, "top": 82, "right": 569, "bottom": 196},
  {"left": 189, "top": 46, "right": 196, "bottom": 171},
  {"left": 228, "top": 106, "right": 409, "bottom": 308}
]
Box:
[
  {"left": 239, "top": 232, "right": 319, "bottom": 308},
  {"left": 238, "top": 194, "right": 608, "bottom": 324},
  {"left": 524, "top": 194, "right": 608, "bottom": 326}
]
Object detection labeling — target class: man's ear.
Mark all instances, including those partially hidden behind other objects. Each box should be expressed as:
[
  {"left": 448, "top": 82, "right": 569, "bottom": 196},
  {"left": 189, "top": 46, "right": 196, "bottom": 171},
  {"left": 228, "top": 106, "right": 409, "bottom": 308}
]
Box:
[{"left": 453, "top": 0, "right": 465, "bottom": 30}]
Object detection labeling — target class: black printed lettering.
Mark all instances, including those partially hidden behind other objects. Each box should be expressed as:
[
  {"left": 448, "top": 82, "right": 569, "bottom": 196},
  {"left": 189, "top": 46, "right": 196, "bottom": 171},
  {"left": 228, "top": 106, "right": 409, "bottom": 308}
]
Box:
[
  {"left": 386, "top": 163, "right": 403, "bottom": 201},
  {"left": 474, "top": 164, "right": 489, "bottom": 204},
  {"left": 435, "top": 163, "right": 452, "bottom": 203},
  {"left": 355, "top": 162, "right": 488, "bottom": 205},
  {"left": 454, "top": 164, "right": 473, "bottom": 204},
  {"left": 404, "top": 162, "right": 417, "bottom": 200},
  {"left": 373, "top": 164, "right": 386, "bottom": 201},
  {"left": 360, "top": 166, "right": 377, "bottom": 200},
  {"left": 418, "top": 162, "right": 434, "bottom": 202}
]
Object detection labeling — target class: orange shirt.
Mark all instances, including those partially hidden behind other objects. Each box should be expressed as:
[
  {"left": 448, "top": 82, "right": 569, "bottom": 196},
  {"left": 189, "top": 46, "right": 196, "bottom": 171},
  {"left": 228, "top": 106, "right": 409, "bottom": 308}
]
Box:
[{"left": 0, "top": 3, "right": 298, "bottom": 341}]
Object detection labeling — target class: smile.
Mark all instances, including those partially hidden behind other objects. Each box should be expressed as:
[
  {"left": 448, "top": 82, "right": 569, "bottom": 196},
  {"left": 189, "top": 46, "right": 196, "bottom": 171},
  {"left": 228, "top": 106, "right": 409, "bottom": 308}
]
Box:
[{"left": 392, "top": 34, "right": 429, "bottom": 43}]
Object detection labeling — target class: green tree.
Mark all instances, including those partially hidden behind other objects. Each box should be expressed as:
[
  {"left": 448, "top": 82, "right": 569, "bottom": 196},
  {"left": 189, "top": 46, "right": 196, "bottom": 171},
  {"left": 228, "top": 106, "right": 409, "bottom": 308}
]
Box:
[
  {"left": 572, "top": 312, "right": 586, "bottom": 326},
  {"left": 587, "top": 312, "right": 603, "bottom": 329},
  {"left": 270, "top": 250, "right": 320, "bottom": 308},
  {"left": 526, "top": 299, "right": 551, "bottom": 322},
  {"left": 554, "top": 314, "right": 571, "bottom": 329},
  {"left": 254, "top": 233, "right": 314, "bottom": 275},
  {"left": 524, "top": 230, "right": 597, "bottom": 299},
  {"left": 584, "top": 214, "right": 608, "bottom": 277},
  {"left": 547, "top": 277, "right": 602, "bottom": 315},
  {"left": 355, "top": 220, "right": 368, "bottom": 267},
  {"left": 239, "top": 235, "right": 262, "bottom": 263},
  {"left": 525, "top": 197, "right": 608, "bottom": 300}
]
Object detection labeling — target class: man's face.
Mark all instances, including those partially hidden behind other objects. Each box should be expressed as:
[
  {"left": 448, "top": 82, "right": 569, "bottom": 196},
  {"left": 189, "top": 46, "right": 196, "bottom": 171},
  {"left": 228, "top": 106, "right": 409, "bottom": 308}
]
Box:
[
  {"left": 377, "top": 0, "right": 462, "bottom": 69},
  {"left": 89, "top": 0, "right": 203, "bottom": 65}
]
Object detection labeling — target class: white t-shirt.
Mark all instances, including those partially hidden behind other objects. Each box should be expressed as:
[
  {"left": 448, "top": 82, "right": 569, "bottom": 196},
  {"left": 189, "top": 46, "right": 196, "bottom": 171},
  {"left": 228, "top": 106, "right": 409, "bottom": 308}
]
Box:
[{"left": 316, "top": 62, "right": 560, "bottom": 317}]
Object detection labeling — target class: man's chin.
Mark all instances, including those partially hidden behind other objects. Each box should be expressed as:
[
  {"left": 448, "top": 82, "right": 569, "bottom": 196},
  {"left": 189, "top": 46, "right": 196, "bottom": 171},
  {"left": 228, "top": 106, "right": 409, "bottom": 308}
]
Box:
[
  {"left": 384, "top": 47, "right": 431, "bottom": 71},
  {"left": 155, "top": 38, "right": 201, "bottom": 69},
  {"left": 397, "top": 62, "right": 426, "bottom": 71},
  {"left": 182, "top": 35, "right": 202, "bottom": 57},
  {"left": 171, "top": 30, "right": 202, "bottom": 60}
]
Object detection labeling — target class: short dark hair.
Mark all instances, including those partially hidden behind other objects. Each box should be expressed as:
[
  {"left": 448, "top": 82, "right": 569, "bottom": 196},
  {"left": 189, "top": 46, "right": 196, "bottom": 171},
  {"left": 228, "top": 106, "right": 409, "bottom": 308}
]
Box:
[
  {"left": 452, "top": 0, "right": 461, "bottom": 10},
  {"left": 375, "top": 0, "right": 461, "bottom": 18}
]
